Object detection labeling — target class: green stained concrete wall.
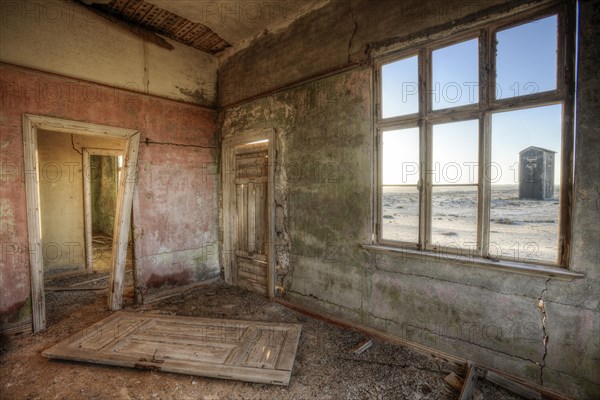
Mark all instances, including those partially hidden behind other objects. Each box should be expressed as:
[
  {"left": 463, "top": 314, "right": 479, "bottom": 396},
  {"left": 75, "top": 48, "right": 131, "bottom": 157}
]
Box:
[
  {"left": 90, "top": 155, "right": 118, "bottom": 236},
  {"left": 219, "top": 1, "right": 600, "bottom": 398}
]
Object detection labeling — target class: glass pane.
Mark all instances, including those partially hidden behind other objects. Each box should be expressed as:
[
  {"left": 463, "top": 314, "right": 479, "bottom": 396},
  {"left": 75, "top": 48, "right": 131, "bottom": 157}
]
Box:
[
  {"left": 432, "top": 38, "right": 479, "bottom": 110},
  {"left": 496, "top": 15, "right": 558, "bottom": 99},
  {"left": 382, "top": 55, "right": 419, "bottom": 118},
  {"left": 382, "top": 186, "right": 419, "bottom": 243},
  {"left": 490, "top": 105, "right": 562, "bottom": 264},
  {"left": 431, "top": 186, "right": 478, "bottom": 251},
  {"left": 432, "top": 120, "right": 479, "bottom": 184},
  {"left": 382, "top": 128, "right": 420, "bottom": 185}
]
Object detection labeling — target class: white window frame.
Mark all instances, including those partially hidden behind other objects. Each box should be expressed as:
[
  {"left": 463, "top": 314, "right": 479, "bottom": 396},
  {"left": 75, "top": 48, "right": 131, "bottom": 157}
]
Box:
[{"left": 374, "top": 3, "right": 576, "bottom": 268}]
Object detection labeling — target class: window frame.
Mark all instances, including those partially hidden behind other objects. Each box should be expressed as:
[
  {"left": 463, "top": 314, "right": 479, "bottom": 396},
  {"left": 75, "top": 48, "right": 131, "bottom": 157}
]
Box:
[{"left": 374, "top": 2, "right": 576, "bottom": 268}]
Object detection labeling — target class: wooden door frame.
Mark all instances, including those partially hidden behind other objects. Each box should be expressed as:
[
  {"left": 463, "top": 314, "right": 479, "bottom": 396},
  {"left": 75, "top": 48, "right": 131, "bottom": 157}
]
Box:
[
  {"left": 222, "top": 129, "right": 276, "bottom": 299},
  {"left": 23, "top": 114, "right": 139, "bottom": 332},
  {"left": 82, "top": 148, "right": 124, "bottom": 274}
]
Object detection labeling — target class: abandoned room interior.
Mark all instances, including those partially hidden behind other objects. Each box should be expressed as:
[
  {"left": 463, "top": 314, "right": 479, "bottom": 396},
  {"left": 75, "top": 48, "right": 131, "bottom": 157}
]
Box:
[{"left": 0, "top": 0, "right": 598, "bottom": 399}]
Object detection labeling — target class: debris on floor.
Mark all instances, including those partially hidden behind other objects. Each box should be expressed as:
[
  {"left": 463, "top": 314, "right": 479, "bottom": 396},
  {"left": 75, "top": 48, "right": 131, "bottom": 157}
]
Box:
[
  {"left": 0, "top": 281, "right": 525, "bottom": 399},
  {"left": 348, "top": 338, "right": 373, "bottom": 355},
  {"left": 43, "top": 312, "right": 302, "bottom": 386}
]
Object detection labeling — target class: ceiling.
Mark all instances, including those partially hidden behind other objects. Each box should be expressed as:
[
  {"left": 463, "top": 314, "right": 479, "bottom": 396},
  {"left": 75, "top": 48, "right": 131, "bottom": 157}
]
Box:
[{"left": 84, "top": 0, "right": 326, "bottom": 56}]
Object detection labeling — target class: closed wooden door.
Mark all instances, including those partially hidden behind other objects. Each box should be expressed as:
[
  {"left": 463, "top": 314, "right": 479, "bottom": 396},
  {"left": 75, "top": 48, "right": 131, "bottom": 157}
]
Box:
[{"left": 234, "top": 143, "right": 269, "bottom": 296}]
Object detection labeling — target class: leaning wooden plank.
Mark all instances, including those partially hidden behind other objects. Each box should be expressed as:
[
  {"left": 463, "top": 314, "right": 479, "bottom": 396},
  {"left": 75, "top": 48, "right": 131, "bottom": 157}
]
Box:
[
  {"left": 445, "top": 371, "right": 464, "bottom": 390},
  {"left": 445, "top": 371, "right": 483, "bottom": 400},
  {"left": 71, "top": 275, "right": 110, "bottom": 286},
  {"left": 459, "top": 363, "right": 478, "bottom": 400},
  {"left": 275, "top": 298, "right": 464, "bottom": 367},
  {"left": 348, "top": 338, "right": 373, "bottom": 354},
  {"left": 45, "top": 286, "right": 108, "bottom": 292},
  {"left": 43, "top": 312, "right": 302, "bottom": 386},
  {"left": 275, "top": 298, "right": 572, "bottom": 400},
  {"left": 142, "top": 278, "right": 220, "bottom": 304},
  {"left": 485, "top": 370, "right": 541, "bottom": 400},
  {"left": 44, "top": 270, "right": 87, "bottom": 281}
]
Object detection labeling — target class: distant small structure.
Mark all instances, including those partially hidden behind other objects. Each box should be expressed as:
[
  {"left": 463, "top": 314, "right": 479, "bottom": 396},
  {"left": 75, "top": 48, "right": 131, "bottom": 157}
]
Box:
[{"left": 519, "top": 146, "right": 556, "bottom": 200}]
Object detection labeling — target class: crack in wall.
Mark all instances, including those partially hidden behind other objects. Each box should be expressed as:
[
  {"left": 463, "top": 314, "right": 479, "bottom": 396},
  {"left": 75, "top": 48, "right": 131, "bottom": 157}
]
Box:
[
  {"left": 347, "top": 0, "right": 358, "bottom": 63},
  {"left": 374, "top": 263, "right": 545, "bottom": 303},
  {"left": 375, "top": 263, "right": 594, "bottom": 310},
  {"left": 538, "top": 278, "right": 551, "bottom": 385},
  {"left": 266, "top": 95, "right": 275, "bottom": 121},
  {"left": 143, "top": 138, "right": 215, "bottom": 149},
  {"left": 287, "top": 289, "right": 360, "bottom": 315},
  {"left": 360, "top": 307, "right": 543, "bottom": 367},
  {"left": 294, "top": 288, "right": 544, "bottom": 368},
  {"left": 71, "top": 134, "right": 82, "bottom": 155}
]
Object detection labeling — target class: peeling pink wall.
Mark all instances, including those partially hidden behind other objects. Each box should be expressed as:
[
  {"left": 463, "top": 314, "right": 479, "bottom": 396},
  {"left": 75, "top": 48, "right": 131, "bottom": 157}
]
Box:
[{"left": 0, "top": 64, "right": 219, "bottom": 328}]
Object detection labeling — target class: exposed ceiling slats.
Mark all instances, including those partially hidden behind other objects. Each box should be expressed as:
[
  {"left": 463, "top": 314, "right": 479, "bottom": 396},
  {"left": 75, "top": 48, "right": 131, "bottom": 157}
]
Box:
[
  {"left": 132, "top": 2, "right": 153, "bottom": 20},
  {"left": 156, "top": 14, "right": 180, "bottom": 31},
  {"left": 173, "top": 20, "right": 196, "bottom": 38},
  {"left": 147, "top": 9, "right": 169, "bottom": 26},
  {"left": 139, "top": 5, "right": 159, "bottom": 24},
  {"left": 90, "top": 0, "right": 230, "bottom": 55},
  {"left": 166, "top": 17, "right": 188, "bottom": 36},
  {"left": 110, "top": 0, "right": 129, "bottom": 13},
  {"left": 120, "top": 0, "right": 143, "bottom": 19},
  {"left": 183, "top": 25, "right": 209, "bottom": 43}
]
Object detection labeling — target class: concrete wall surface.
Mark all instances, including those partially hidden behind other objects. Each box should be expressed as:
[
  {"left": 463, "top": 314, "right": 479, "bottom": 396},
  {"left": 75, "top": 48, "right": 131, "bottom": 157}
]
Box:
[
  {"left": 0, "top": 0, "right": 217, "bottom": 106},
  {"left": 219, "top": 0, "right": 523, "bottom": 106},
  {"left": 219, "top": 0, "right": 600, "bottom": 398},
  {"left": 0, "top": 64, "right": 220, "bottom": 329},
  {"left": 0, "top": 0, "right": 597, "bottom": 398}
]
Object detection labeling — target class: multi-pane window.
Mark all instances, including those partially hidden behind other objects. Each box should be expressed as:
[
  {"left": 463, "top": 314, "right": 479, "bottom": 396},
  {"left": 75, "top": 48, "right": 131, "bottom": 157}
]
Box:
[{"left": 376, "top": 5, "right": 575, "bottom": 267}]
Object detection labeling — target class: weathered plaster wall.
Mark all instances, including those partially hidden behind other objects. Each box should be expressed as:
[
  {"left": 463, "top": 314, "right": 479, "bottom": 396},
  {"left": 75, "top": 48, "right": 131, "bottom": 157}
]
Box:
[
  {"left": 219, "top": 0, "right": 526, "bottom": 105},
  {"left": 0, "top": 64, "right": 220, "bottom": 329},
  {"left": 91, "top": 155, "right": 118, "bottom": 237},
  {"left": 0, "top": 0, "right": 217, "bottom": 106},
  {"left": 219, "top": 0, "right": 599, "bottom": 398},
  {"left": 37, "top": 131, "right": 86, "bottom": 275}
]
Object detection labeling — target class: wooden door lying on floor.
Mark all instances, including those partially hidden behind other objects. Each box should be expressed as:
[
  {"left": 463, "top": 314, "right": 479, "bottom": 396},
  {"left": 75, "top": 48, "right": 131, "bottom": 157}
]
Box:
[{"left": 42, "top": 312, "right": 302, "bottom": 385}]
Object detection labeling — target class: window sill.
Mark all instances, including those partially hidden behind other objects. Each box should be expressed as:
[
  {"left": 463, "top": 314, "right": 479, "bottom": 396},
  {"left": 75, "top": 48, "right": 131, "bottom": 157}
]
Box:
[{"left": 360, "top": 244, "right": 585, "bottom": 281}]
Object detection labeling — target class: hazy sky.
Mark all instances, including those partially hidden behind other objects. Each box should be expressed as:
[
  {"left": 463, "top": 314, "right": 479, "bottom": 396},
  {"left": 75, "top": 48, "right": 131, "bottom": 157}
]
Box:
[{"left": 382, "top": 15, "right": 561, "bottom": 186}]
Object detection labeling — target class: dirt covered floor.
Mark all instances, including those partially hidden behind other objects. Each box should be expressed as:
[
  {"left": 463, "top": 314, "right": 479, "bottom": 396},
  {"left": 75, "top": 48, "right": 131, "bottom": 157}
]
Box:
[{"left": 0, "top": 281, "right": 523, "bottom": 400}]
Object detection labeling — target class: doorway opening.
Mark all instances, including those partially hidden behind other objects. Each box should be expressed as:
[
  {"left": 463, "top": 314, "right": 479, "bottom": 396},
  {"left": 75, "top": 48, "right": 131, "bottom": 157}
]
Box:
[
  {"left": 23, "top": 115, "right": 139, "bottom": 332},
  {"left": 89, "top": 154, "right": 121, "bottom": 274},
  {"left": 222, "top": 130, "right": 275, "bottom": 299},
  {"left": 83, "top": 150, "right": 129, "bottom": 275}
]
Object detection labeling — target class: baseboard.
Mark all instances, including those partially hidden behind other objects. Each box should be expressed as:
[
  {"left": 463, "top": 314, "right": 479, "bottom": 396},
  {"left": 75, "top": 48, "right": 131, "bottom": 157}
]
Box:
[
  {"left": 142, "top": 278, "right": 220, "bottom": 304},
  {"left": 44, "top": 269, "right": 87, "bottom": 281},
  {"left": 0, "top": 321, "right": 31, "bottom": 335},
  {"left": 274, "top": 298, "right": 573, "bottom": 400}
]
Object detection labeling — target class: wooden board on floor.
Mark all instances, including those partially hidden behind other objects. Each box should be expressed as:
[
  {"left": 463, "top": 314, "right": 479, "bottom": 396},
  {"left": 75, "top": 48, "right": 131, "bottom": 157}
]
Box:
[{"left": 42, "top": 312, "right": 302, "bottom": 385}]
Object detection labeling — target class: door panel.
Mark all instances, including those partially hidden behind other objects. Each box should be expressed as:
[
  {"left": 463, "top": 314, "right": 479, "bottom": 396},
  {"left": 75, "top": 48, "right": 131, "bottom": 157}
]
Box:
[
  {"left": 234, "top": 143, "right": 269, "bottom": 296},
  {"left": 43, "top": 312, "right": 302, "bottom": 385}
]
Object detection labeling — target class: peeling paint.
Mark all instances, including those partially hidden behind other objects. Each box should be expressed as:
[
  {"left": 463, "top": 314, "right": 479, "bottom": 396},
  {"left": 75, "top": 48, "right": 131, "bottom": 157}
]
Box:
[
  {"left": 219, "top": 4, "right": 600, "bottom": 395},
  {"left": 0, "top": 297, "right": 31, "bottom": 326},
  {"left": 0, "top": 64, "right": 219, "bottom": 328}
]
